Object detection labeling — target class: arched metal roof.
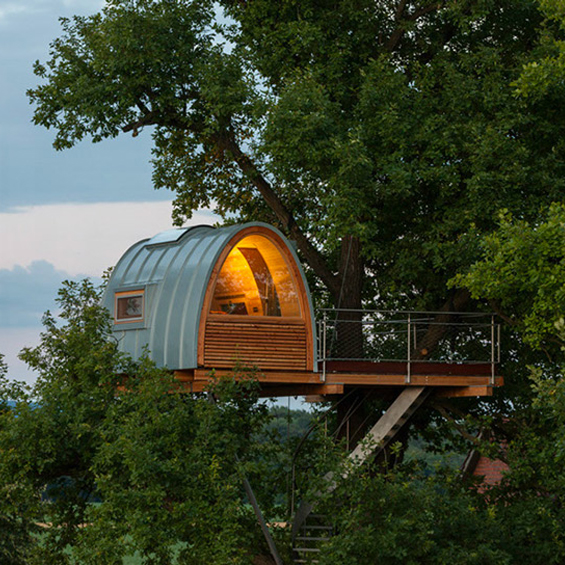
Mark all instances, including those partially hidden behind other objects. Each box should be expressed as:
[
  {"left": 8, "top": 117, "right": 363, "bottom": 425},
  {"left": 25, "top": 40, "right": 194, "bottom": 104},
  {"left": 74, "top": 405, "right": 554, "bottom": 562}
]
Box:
[{"left": 101, "top": 222, "right": 316, "bottom": 370}]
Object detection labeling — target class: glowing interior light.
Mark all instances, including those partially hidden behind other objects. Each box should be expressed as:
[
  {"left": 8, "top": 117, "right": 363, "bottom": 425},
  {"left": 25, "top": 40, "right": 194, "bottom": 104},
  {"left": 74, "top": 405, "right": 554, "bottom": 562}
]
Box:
[{"left": 210, "top": 235, "right": 301, "bottom": 317}]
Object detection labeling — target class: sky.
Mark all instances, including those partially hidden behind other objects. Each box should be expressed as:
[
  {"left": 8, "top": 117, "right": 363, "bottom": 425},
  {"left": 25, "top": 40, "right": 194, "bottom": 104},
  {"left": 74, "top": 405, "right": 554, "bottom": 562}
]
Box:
[{"left": 0, "top": 0, "right": 217, "bottom": 383}]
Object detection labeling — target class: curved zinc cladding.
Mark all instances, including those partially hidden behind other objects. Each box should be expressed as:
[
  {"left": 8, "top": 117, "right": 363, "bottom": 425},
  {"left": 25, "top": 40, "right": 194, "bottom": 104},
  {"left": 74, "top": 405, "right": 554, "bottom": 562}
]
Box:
[{"left": 102, "top": 223, "right": 317, "bottom": 372}]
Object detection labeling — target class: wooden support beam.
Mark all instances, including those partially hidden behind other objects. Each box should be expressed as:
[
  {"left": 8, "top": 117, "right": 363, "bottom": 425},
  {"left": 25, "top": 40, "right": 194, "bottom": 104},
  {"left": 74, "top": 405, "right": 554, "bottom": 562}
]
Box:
[
  {"left": 173, "top": 380, "right": 207, "bottom": 393},
  {"left": 172, "top": 378, "right": 343, "bottom": 397},
  {"left": 193, "top": 368, "right": 322, "bottom": 384},
  {"left": 172, "top": 368, "right": 502, "bottom": 397},
  {"left": 346, "top": 386, "right": 431, "bottom": 472},
  {"left": 293, "top": 386, "right": 432, "bottom": 539},
  {"left": 173, "top": 370, "right": 195, "bottom": 382},
  {"left": 258, "top": 384, "right": 344, "bottom": 398},
  {"left": 434, "top": 386, "right": 494, "bottom": 398},
  {"left": 324, "top": 374, "right": 503, "bottom": 388}
]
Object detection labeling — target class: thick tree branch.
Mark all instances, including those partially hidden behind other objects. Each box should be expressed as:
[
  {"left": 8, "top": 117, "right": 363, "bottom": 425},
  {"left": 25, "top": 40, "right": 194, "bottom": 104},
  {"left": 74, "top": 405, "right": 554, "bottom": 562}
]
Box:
[
  {"left": 410, "top": 2, "right": 443, "bottom": 21},
  {"left": 412, "top": 288, "right": 471, "bottom": 359},
  {"left": 431, "top": 400, "right": 509, "bottom": 464},
  {"left": 123, "top": 99, "right": 341, "bottom": 296},
  {"left": 123, "top": 103, "right": 204, "bottom": 137},
  {"left": 487, "top": 299, "right": 516, "bottom": 326},
  {"left": 120, "top": 101, "right": 340, "bottom": 295},
  {"left": 212, "top": 130, "right": 341, "bottom": 297},
  {"left": 385, "top": 1, "right": 443, "bottom": 52},
  {"left": 122, "top": 112, "right": 158, "bottom": 133},
  {"left": 430, "top": 401, "right": 483, "bottom": 446},
  {"left": 394, "top": 0, "right": 409, "bottom": 21}
]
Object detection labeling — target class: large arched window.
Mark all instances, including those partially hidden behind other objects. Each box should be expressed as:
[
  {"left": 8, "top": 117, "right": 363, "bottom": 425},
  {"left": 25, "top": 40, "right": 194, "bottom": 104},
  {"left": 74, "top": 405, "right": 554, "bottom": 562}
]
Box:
[{"left": 210, "top": 235, "right": 301, "bottom": 317}]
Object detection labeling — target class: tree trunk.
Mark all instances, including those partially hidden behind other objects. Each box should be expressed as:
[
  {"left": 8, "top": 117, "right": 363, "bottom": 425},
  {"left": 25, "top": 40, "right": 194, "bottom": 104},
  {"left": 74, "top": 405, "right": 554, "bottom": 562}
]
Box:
[
  {"left": 411, "top": 288, "right": 471, "bottom": 360},
  {"left": 330, "top": 236, "right": 365, "bottom": 359}
]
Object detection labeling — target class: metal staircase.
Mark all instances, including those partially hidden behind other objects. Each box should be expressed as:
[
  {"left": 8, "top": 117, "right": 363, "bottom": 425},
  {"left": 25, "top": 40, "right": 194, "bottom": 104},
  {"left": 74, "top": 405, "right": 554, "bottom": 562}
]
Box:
[
  {"left": 291, "top": 386, "right": 431, "bottom": 560},
  {"left": 292, "top": 513, "right": 333, "bottom": 564}
]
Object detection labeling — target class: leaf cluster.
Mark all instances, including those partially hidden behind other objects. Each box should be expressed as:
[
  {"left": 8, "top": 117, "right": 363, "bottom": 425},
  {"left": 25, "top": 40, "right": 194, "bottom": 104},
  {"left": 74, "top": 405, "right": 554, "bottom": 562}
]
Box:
[
  {"left": 317, "top": 458, "right": 565, "bottom": 565},
  {"left": 0, "top": 281, "right": 278, "bottom": 564},
  {"left": 27, "top": 0, "right": 565, "bottom": 310},
  {"left": 454, "top": 203, "right": 565, "bottom": 351}
]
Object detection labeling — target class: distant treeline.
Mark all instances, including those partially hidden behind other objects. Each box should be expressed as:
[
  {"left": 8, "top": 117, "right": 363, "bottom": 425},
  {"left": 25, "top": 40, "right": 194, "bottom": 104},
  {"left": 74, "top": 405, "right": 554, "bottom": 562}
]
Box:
[{"left": 266, "top": 406, "right": 315, "bottom": 440}]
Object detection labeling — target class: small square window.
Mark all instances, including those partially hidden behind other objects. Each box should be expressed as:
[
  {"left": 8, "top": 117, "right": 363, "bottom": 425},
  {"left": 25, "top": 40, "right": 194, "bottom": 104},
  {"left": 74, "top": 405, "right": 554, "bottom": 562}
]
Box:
[{"left": 115, "top": 291, "right": 144, "bottom": 323}]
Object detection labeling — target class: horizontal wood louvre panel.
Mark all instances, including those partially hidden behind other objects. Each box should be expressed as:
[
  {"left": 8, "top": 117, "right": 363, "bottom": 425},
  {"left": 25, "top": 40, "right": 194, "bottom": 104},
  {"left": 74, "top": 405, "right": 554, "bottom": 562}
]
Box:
[{"left": 204, "top": 320, "right": 308, "bottom": 370}]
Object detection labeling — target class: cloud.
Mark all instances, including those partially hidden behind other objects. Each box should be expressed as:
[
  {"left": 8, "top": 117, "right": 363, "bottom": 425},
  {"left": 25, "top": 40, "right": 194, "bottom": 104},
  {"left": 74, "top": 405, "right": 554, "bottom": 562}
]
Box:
[
  {"left": 0, "top": 0, "right": 102, "bottom": 23},
  {"left": 0, "top": 128, "right": 164, "bottom": 210},
  {"left": 0, "top": 327, "right": 41, "bottom": 383},
  {"left": 0, "top": 258, "right": 95, "bottom": 385},
  {"left": 61, "top": 0, "right": 104, "bottom": 7},
  {"left": 0, "top": 260, "right": 77, "bottom": 328},
  {"left": 0, "top": 201, "right": 218, "bottom": 276},
  {"left": 0, "top": 4, "right": 32, "bottom": 20},
  {"left": 0, "top": 200, "right": 218, "bottom": 384},
  {"left": 0, "top": 0, "right": 161, "bottom": 211}
]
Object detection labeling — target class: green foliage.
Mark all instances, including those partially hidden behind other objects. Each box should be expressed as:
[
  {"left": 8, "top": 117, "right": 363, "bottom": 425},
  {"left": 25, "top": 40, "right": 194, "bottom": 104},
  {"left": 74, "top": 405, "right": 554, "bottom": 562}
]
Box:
[
  {"left": 0, "top": 357, "right": 34, "bottom": 565},
  {"left": 21, "top": 2, "right": 565, "bottom": 561},
  {"left": 318, "top": 466, "right": 511, "bottom": 565},
  {"left": 448, "top": 200, "right": 565, "bottom": 564},
  {"left": 74, "top": 370, "right": 265, "bottom": 565},
  {"left": 289, "top": 443, "right": 565, "bottom": 565},
  {"left": 265, "top": 406, "right": 313, "bottom": 440},
  {"left": 28, "top": 0, "right": 565, "bottom": 310},
  {"left": 316, "top": 455, "right": 565, "bottom": 565},
  {"left": 453, "top": 203, "right": 565, "bottom": 350},
  {"left": 514, "top": 0, "right": 565, "bottom": 99},
  {"left": 0, "top": 281, "right": 278, "bottom": 564},
  {"left": 0, "top": 280, "right": 127, "bottom": 565}
]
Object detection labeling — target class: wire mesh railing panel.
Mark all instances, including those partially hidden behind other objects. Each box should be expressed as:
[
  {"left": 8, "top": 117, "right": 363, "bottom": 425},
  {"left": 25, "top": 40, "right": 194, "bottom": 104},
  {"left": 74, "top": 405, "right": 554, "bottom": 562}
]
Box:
[{"left": 317, "top": 309, "right": 499, "bottom": 365}]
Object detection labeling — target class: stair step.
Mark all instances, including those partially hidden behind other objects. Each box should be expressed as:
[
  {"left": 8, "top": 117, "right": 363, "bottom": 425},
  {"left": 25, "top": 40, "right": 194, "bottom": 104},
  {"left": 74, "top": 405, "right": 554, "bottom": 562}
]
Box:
[
  {"left": 295, "top": 536, "right": 331, "bottom": 542},
  {"left": 345, "top": 386, "right": 430, "bottom": 476},
  {"left": 294, "top": 547, "right": 321, "bottom": 553},
  {"left": 300, "top": 524, "right": 333, "bottom": 530}
]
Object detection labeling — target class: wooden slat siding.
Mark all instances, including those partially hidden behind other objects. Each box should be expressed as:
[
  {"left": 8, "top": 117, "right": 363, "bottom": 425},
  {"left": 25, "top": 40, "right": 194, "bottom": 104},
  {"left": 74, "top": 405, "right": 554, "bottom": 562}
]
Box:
[{"left": 204, "top": 319, "right": 308, "bottom": 370}]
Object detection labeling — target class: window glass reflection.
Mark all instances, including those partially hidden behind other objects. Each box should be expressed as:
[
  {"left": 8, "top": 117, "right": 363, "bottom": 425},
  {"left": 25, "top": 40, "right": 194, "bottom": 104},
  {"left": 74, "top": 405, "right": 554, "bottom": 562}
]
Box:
[{"left": 115, "top": 291, "right": 144, "bottom": 323}]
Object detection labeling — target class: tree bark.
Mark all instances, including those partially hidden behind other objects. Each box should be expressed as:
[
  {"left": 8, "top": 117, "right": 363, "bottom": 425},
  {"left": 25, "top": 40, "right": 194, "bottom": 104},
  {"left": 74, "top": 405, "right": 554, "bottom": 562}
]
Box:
[
  {"left": 411, "top": 288, "right": 471, "bottom": 360},
  {"left": 330, "top": 235, "right": 365, "bottom": 359},
  {"left": 214, "top": 131, "right": 342, "bottom": 298}
]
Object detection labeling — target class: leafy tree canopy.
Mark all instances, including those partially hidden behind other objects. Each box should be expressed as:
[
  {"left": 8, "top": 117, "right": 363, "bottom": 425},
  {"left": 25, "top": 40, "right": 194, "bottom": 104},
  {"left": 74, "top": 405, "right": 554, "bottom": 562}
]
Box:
[
  {"left": 5, "top": 276, "right": 565, "bottom": 562},
  {"left": 454, "top": 203, "right": 565, "bottom": 351},
  {"left": 0, "top": 281, "right": 284, "bottom": 565},
  {"left": 515, "top": 0, "right": 565, "bottom": 98},
  {"left": 28, "top": 0, "right": 565, "bottom": 311}
]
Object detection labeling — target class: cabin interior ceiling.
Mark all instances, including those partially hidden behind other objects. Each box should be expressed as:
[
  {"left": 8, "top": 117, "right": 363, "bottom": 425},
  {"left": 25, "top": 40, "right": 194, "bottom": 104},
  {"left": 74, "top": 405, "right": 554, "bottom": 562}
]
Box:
[{"left": 211, "top": 235, "right": 301, "bottom": 318}]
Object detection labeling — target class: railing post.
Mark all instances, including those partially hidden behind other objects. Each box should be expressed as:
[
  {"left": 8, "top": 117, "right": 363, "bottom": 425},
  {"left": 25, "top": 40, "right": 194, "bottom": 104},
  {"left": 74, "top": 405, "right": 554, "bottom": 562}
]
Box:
[
  {"left": 321, "top": 311, "right": 327, "bottom": 383},
  {"left": 497, "top": 322, "right": 501, "bottom": 364},
  {"left": 491, "top": 315, "right": 495, "bottom": 386},
  {"left": 406, "top": 313, "right": 411, "bottom": 384}
]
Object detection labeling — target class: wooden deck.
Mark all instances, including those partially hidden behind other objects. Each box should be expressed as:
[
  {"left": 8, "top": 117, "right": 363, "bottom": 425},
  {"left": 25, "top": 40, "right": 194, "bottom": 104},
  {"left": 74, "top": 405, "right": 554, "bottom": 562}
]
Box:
[{"left": 174, "top": 360, "right": 503, "bottom": 398}]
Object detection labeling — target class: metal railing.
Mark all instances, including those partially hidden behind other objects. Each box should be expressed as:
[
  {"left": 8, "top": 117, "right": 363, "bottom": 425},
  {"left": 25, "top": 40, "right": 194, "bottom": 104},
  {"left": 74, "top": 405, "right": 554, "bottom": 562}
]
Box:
[{"left": 317, "top": 309, "right": 500, "bottom": 385}]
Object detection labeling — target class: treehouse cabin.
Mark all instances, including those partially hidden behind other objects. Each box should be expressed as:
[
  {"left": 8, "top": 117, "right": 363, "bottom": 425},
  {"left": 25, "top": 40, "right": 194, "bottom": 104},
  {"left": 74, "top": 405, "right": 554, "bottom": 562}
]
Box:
[
  {"left": 102, "top": 223, "right": 318, "bottom": 391},
  {"left": 103, "top": 223, "right": 502, "bottom": 399}
]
